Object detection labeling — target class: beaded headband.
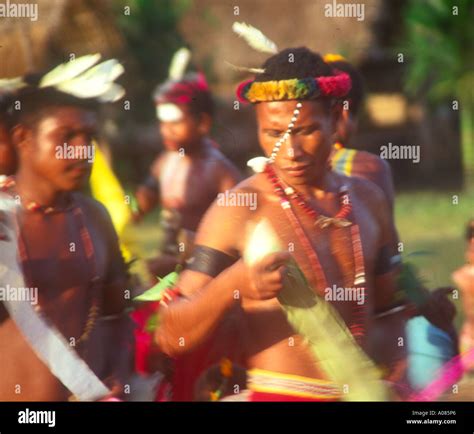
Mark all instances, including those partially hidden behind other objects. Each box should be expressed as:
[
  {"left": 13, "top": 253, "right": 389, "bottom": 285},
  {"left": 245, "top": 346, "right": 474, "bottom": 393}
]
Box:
[
  {"left": 236, "top": 72, "right": 351, "bottom": 103},
  {"left": 230, "top": 23, "right": 351, "bottom": 104},
  {"left": 230, "top": 22, "right": 352, "bottom": 162},
  {"left": 154, "top": 48, "right": 212, "bottom": 121}
]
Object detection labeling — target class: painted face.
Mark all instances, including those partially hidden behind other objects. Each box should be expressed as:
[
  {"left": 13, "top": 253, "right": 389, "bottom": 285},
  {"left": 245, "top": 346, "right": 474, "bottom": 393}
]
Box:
[
  {"left": 157, "top": 104, "right": 209, "bottom": 152},
  {"left": 256, "top": 99, "right": 337, "bottom": 185},
  {"left": 21, "top": 105, "right": 98, "bottom": 191}
]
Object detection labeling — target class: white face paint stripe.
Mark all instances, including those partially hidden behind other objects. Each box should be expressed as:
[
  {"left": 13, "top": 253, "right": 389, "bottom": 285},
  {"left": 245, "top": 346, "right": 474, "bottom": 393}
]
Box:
[
  {"left": 269, "top": 101, "right": 303, "bottom": 163},
  {"left": 156, "top": 103, "right": 184, "bottom": 122}
]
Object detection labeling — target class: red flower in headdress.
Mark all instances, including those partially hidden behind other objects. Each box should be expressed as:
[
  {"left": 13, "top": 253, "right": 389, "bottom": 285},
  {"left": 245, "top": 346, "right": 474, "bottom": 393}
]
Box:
[
  {"left": 317, "top": 72, "right": 352, "bottom": 98},
  {"left": 155, "top": 72, "right": 211, "bottom": 107},
  {"left": 236, "top": 78, "right": 253, "bottom": 103}
]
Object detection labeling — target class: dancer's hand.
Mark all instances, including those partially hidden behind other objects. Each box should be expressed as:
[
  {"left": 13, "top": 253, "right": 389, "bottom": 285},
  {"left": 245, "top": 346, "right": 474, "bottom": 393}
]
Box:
[
  {"left": 98, "top": 376, "right": 124, "bottom": 402},
  {"left": 238, "top": 252, "right": 290, "bottom": 300}
]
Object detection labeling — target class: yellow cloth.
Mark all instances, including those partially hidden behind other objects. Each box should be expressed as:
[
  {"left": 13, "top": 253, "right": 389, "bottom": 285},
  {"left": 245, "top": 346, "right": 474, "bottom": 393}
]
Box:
[{"left": 89, "top": 143, "right": 132, "bottom": 261}]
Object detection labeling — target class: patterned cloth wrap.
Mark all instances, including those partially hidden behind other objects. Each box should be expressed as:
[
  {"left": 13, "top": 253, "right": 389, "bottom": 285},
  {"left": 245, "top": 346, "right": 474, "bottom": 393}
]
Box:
[{"left": 232, "top": 369, "right": 342, "bottom": 402}]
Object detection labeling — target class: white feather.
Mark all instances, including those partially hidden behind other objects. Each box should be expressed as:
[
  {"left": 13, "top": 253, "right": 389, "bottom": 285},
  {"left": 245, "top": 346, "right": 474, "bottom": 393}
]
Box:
[
  {"left": 54, "top": 59, "right": 125, "bottom": 101},
  {"left": 80, "top": 59, "right": 125, "bottom": 83},
  {"left": 232, "top": 22, "right": 278, "bottom": 54},
  {"left": 168, "top": 48, "right": 191, "bottom": 81},
  {"left": 96, "top": 83, "right": 125, "bottom": 103},
  {"left": 55, "top": 79, "right": 108, "bottom": 99},
  {"left": 39, "top": 54, "right": 102, "bottom": 88},
  {"left": 224, "top": 61, "right": 265, "bottom": 74},
  {"left": 0, "top": 77, "right": 27, "bottom": 92}
]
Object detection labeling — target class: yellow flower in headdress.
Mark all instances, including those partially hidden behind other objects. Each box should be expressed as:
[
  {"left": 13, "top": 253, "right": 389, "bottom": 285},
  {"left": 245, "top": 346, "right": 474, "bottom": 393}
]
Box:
[
  {"left": 247, "top": 79, "right": 310, "bottom": 102},
  {"left": 247, "top": 81, "right": 266, "bottom": 102},
  {"left": 220, "top": 358, "right": 233, "bottom": 378},
  {"left": 324, "top": 53, "right": 347, "bottom": 63},
  {"left": 281, "top": 79, "right": 296, "bottom": 100}
]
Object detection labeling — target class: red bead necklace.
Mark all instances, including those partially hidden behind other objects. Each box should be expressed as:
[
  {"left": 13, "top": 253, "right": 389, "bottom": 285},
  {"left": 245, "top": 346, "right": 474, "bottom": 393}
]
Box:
[
  {"left": 264, "top": 163, "right": 366, "bottom": 341},
  {"left": 0, "top": 176, "right": 100, "bottom": 347}
]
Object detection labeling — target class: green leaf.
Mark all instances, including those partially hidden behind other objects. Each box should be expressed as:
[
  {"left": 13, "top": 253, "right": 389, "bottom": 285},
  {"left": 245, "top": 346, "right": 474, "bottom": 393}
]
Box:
[
  {"left": 145, "top": 312, "right": 161, "bottom": 334},
  {"left": 397, "top": 261, "right": 428, "bottom": 306},
  {"left": 278, "top": 260, "right": 388, "bottom": 401},
  {"left": 244, "top": 219, "right": 388, "bottom": 401},
  {"left": 133, "top": 267, "right": 180, "bottom": 301}
]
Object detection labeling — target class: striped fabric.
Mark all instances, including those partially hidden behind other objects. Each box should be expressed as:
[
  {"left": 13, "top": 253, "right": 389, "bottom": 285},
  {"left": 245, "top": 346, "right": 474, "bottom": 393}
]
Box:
[
  {"left": 331, "top": 145, "right": 357, "bottom": 176},
  {"left": 247, "top": 368, "right": 342, "bottom": 401}
]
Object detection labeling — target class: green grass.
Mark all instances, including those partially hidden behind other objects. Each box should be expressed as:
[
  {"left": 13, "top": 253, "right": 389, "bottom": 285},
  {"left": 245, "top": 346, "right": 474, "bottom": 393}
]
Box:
[
  {"left": 394, "top": 187, "right": 472, "bottom": 286},
  {"left": 394, "top": 185, "right": 473, "bottom": 329},
  {"left": 124, "top": 209, "right": 164, "bottom": 258}
]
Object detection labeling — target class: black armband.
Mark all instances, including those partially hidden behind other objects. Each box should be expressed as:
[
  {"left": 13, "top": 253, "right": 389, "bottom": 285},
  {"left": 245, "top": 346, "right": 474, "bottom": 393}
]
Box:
[{"left": 185, "top": 245, "right": 238, "bottom": 277}]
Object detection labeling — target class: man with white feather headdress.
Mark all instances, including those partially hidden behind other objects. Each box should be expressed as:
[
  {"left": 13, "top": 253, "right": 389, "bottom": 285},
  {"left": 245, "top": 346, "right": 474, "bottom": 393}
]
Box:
[
  {"left": 152, "top": 23, "right": 399, "bottom": 401},
  {"left": 0, "top": 55, "right": 132, "bottom": 401}
]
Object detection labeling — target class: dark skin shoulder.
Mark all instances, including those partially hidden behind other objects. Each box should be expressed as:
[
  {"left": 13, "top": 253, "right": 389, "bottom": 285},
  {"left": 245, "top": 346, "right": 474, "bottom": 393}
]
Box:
[
  {"left": 348, "top": 175, "right": 396, "bottom": 309},
  {"left": 350, "top": 150, "right": 395, "bottom": 210},
  {"left": 0, "top": 192, "right": 128, "bottom": 401}
]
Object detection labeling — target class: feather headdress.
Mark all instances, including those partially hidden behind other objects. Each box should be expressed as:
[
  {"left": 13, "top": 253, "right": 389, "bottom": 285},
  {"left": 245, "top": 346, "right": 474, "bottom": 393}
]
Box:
[
  {"left": 0, "top": 54, "right": 125, "bottom": 104},
  {"left": 224, "top": 22, "right": 280, "bottom": 74},
  {"left": 38, "top": 54, "right": 125, "bottom": 102},
  {"left": 232, "top": 22, "right": 278, "bottom": 54},
  {"left": 229, "top": 23, "right": 351, "bottom": 103},
  {"left": 168, "top": 47, "right": 191, "bottom": 81},
  {"left": 154, "top": 47, "right": 213, "bottom": 120}
]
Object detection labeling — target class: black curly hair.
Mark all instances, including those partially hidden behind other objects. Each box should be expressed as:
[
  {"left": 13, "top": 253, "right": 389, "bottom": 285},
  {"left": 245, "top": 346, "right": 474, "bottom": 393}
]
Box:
[
  {"left": 255, "top": 47, "right": 333, "bottom": 82},
  {"left": 8, "top": 87, "right": 99, "bottom": 129}
]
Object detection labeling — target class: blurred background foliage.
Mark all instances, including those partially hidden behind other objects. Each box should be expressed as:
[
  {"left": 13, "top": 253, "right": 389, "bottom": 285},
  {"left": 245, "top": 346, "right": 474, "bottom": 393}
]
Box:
[
  {"left": 401, "top": 0, "right": 473, "bottom": 177},
  {"left": 114, "top": 0, "right": 191, "bottom": 122}
]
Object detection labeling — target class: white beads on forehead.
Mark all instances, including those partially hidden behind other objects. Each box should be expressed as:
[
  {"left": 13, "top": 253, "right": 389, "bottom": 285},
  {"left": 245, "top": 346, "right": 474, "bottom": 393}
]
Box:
[{"left": 268, "top": 102, "right": 303, "bottom": 163}]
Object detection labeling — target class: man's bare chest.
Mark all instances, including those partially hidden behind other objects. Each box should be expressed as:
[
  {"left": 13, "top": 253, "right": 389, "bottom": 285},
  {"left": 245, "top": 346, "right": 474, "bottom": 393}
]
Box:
[
  {"left": 239, "top": 191, "right": 380, "bottom": 292},
  {"left": 158, "top": 157, "right": 219, "bottom": 209},
  {"left": 17, "top": 212, "right": 109, "bottom": 310}
]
